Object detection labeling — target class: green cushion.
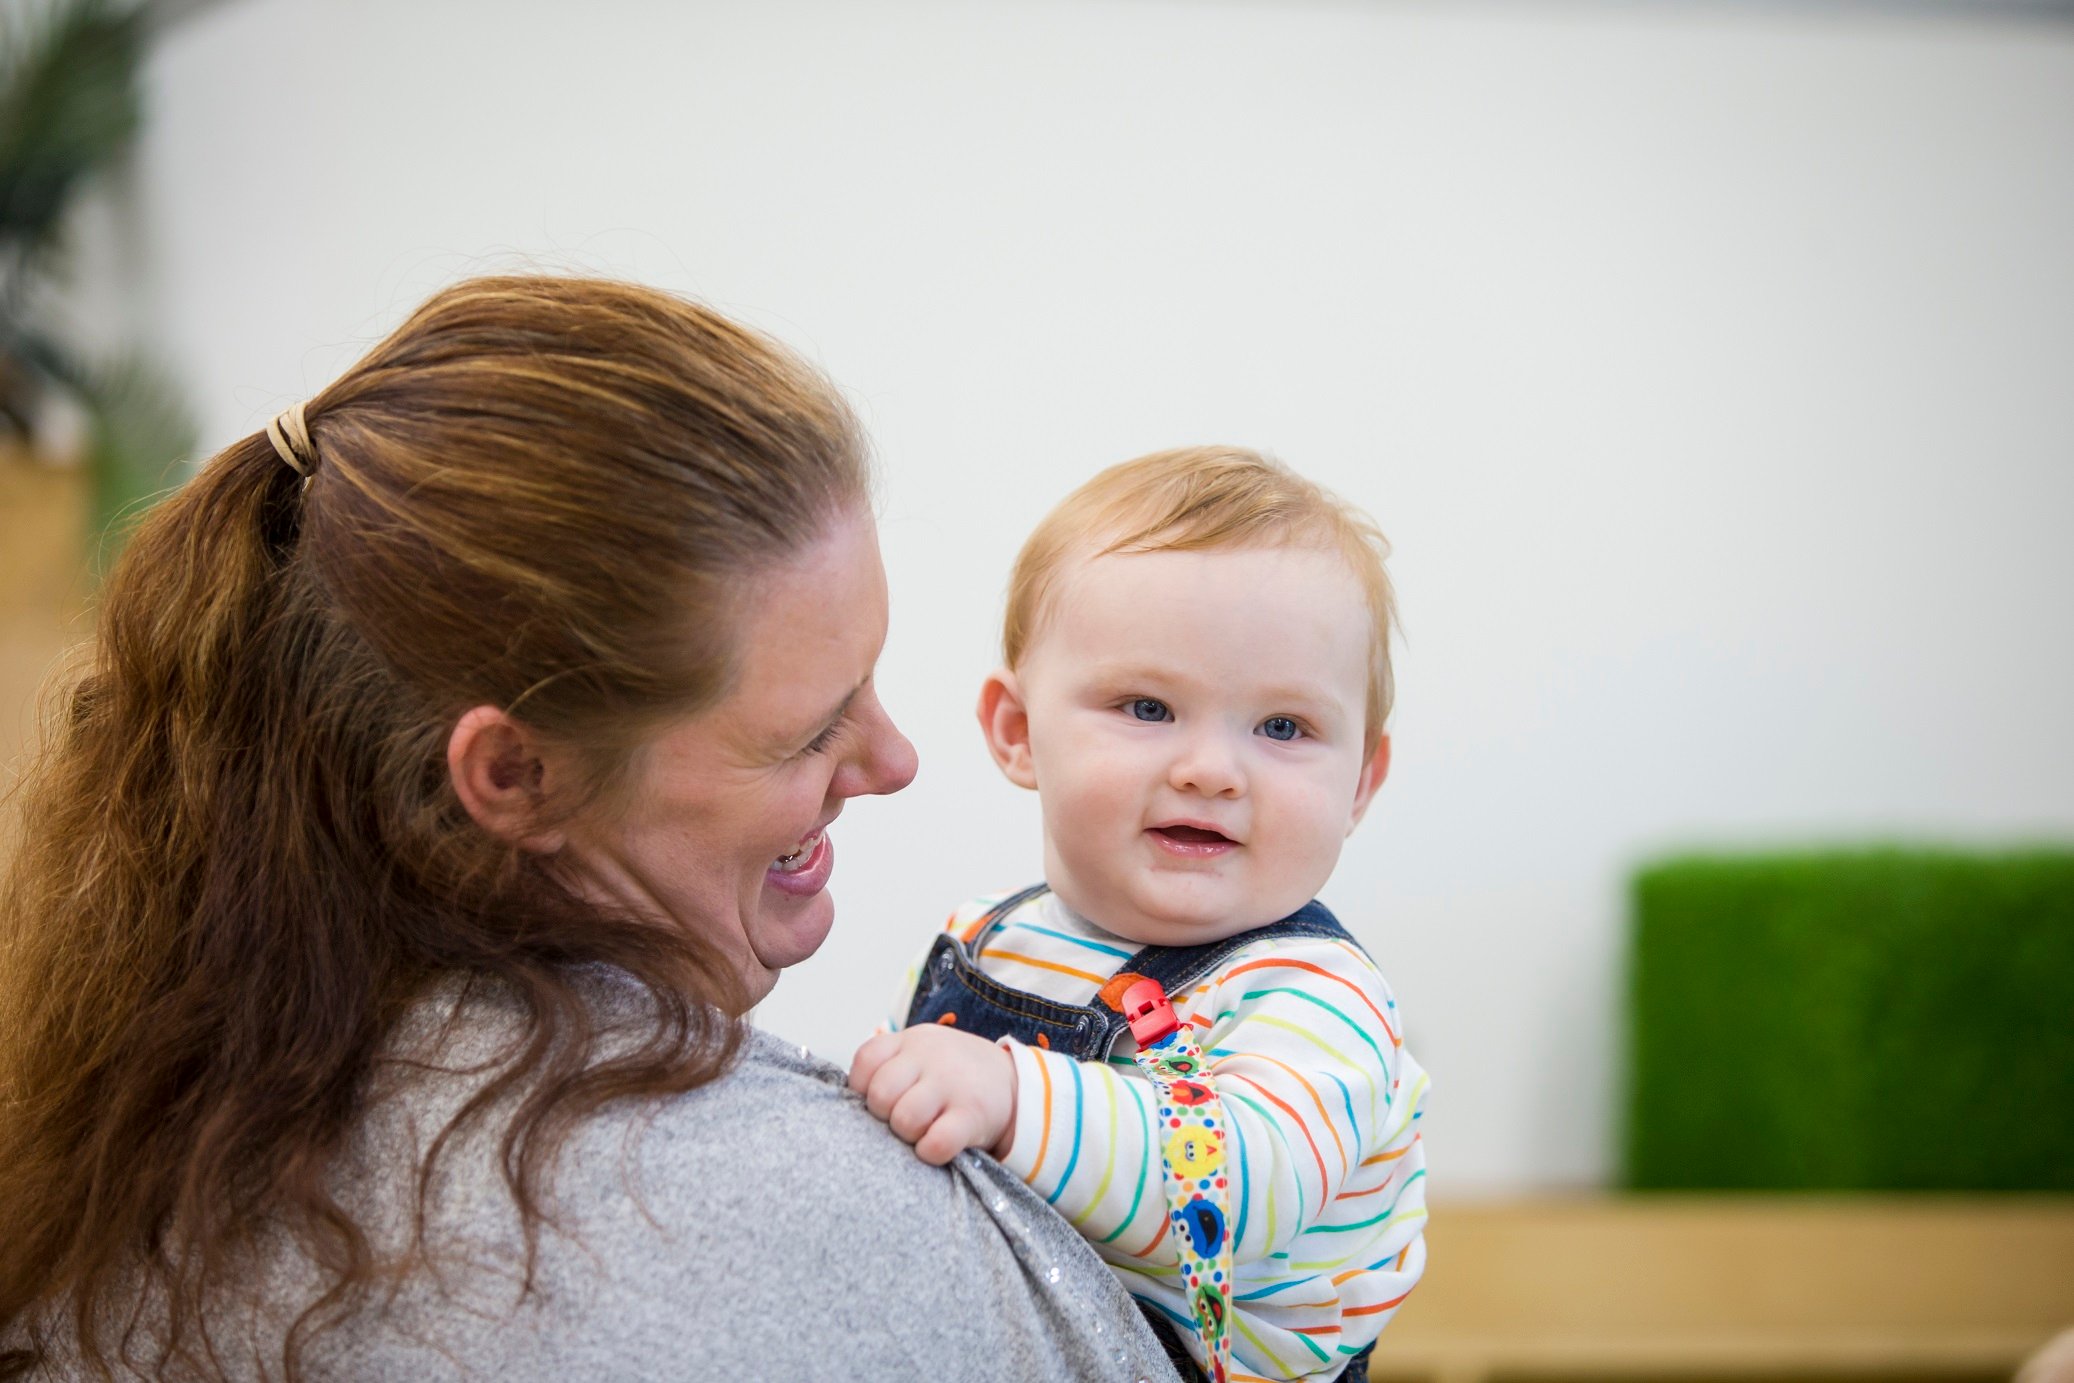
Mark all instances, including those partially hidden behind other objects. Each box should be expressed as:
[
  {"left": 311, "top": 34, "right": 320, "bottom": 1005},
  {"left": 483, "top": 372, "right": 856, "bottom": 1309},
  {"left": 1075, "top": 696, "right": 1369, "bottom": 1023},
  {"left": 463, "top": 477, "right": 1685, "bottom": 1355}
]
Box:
[{"left": 1623, "top": 849, "right": 2074, "bottom": 1191}]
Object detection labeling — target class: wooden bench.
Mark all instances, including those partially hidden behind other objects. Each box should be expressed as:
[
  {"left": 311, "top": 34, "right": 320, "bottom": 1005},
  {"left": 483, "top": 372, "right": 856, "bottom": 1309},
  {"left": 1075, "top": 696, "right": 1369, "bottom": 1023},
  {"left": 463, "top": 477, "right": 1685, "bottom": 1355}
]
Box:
[
  {"left": 1370, "top": 1197, "right": 2074, "bottom": 1383},
  {"left": 0, "top": 454, "right": 87, "bottom": 802}
]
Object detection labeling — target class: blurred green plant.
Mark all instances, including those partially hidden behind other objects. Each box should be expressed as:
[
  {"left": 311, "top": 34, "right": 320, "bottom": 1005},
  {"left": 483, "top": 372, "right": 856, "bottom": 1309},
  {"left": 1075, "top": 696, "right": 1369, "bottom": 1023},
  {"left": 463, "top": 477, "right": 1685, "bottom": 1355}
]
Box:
[
  {"left": 1624, "top": 847, "right": 2074, "bottom": 1192},
  {"left": 1, "top": 0, "right": 197, "bottom": 561}
]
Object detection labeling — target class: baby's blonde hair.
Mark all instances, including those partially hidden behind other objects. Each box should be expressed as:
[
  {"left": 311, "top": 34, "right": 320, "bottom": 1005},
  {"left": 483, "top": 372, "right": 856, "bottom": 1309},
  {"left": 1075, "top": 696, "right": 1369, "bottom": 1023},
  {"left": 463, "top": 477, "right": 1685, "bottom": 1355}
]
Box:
[{"left": 1004, "top": 446, "right": 1398, "bottom": 754}]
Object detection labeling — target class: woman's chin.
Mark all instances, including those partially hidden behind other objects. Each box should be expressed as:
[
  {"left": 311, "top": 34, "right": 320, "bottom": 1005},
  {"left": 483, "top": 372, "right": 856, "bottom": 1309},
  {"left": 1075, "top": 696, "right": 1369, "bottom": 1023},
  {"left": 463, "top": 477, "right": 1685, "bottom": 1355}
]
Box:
[{"left": 749, "top": 886, "right": 837, "bottom": 979}]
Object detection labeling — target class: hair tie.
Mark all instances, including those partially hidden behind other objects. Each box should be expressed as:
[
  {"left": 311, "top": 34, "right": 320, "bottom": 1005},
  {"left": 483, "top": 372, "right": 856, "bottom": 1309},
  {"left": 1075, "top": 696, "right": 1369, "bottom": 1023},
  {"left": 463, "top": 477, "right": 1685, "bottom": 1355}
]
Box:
[{"left": 266, "top": 401, "right": 316, "bottom": 479}]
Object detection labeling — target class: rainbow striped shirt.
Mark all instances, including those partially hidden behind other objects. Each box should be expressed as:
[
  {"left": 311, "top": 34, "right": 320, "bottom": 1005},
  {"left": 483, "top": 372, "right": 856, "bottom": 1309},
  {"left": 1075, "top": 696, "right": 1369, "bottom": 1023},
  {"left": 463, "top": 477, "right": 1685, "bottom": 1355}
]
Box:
[{"left": 888, "top": 889, "right": 1429, "bottom": 1383}]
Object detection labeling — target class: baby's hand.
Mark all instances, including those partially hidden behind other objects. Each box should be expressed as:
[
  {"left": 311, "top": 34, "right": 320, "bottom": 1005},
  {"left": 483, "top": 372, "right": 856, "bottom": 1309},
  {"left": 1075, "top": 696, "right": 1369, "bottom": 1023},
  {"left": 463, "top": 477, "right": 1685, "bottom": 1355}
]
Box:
[{"left": 848, "top": 1024, "right": 1018, "bottom": 1166}]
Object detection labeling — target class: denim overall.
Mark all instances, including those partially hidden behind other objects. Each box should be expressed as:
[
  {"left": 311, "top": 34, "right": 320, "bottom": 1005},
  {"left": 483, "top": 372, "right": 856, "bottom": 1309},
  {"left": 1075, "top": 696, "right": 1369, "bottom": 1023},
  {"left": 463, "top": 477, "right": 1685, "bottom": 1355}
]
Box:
[{"left": 904, "top": 884, "right": 1376, "bottom": 1383}]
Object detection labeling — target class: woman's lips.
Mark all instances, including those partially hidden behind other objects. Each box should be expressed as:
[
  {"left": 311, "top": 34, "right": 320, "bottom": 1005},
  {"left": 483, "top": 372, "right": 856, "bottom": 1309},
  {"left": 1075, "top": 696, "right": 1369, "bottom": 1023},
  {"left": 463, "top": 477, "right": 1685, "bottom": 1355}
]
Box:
[
  {"left": 1148, "top": 824, "right": 1237, "bottom": 858},
  {"left": 766, "top": 830, "right": 833, "bottom": 896}
]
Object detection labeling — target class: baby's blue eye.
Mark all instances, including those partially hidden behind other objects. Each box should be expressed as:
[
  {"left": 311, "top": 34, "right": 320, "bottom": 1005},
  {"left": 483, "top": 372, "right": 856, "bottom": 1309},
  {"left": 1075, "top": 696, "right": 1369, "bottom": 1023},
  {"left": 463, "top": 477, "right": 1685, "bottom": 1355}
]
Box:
[
  {"left": 1259, "top": 717, "right": 1300, "bottom": 742},
  {"left": 1129, "top": 698, "right": 1172, "bottom": 723}
]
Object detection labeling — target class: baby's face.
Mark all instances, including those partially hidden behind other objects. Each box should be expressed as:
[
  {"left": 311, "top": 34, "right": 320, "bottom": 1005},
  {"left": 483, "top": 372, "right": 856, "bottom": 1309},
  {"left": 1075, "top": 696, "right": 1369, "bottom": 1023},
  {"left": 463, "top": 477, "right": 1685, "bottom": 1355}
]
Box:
[{"left": 1004, "top": 543, "right": 1385, "bottom": 946}]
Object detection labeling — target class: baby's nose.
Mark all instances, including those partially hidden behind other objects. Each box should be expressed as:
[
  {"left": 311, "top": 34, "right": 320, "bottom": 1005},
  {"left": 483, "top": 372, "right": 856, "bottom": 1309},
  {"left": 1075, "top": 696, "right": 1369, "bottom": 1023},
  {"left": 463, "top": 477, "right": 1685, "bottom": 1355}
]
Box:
[{"left": 1167, "top": 731, "right": 1245, "bottom": 798}]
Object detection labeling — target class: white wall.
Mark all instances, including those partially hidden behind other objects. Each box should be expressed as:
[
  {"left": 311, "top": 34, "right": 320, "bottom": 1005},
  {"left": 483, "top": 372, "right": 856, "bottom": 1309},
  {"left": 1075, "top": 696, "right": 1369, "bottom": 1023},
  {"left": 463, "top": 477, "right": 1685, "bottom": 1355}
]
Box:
[{"left": 127, "top": 0, "right": 2074, "bottom": 1193}]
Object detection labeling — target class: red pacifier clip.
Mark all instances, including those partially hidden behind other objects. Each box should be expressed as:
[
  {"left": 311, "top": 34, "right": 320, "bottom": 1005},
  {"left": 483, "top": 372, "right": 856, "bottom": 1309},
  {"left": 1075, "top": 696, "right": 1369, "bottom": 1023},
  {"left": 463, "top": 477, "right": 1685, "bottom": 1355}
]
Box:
[{"left": 1117, "top": 977, "right": 1235, "bottom": 1383}]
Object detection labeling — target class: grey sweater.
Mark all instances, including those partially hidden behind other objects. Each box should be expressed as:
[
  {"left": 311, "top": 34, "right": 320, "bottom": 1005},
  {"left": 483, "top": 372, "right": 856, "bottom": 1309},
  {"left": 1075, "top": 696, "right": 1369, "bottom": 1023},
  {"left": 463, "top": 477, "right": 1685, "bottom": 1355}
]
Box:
[{"left": 109, "top": 980, "right": 1179, "bottom": 1381}]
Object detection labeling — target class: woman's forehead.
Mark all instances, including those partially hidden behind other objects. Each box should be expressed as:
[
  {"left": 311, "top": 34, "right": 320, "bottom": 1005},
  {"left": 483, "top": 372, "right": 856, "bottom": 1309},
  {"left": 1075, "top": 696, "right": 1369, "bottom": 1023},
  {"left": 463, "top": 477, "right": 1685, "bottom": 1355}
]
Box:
[{"left": 720, "top": 512, "right": 888, "bottom": 726}]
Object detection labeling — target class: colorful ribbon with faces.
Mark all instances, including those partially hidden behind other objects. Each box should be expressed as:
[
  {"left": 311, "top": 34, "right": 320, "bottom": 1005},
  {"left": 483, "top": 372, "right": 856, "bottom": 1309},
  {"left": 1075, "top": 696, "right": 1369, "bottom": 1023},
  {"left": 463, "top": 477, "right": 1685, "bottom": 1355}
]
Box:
[{"left": 1118, "top": 977, "right": 1234, "bottom": 1383}]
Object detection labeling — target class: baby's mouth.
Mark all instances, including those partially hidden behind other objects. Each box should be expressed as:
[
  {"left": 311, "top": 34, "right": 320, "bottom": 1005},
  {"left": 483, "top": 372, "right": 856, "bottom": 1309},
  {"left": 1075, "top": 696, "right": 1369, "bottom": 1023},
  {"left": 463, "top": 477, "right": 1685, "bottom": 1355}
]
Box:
[
  {"left": 1148, "top": 823, "right": 1240, "bottom": 860},
  {"left": 1152, "top": 825, "right": 1234, "bottom": 845}
]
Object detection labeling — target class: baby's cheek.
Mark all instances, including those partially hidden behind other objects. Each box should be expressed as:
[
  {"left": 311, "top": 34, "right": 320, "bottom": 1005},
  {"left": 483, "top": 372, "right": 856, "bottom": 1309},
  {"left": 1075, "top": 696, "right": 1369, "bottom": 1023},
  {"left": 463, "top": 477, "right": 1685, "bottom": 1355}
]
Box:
[
  {"left": 1273, "top": 782, "right": 1359, "bottom": 890},
  {"left": 1040, "top": 773, "right": 1138, "bottom": 905},
  {"left": 1047, "top": 764, "right": 1133, "bottom": 843}
]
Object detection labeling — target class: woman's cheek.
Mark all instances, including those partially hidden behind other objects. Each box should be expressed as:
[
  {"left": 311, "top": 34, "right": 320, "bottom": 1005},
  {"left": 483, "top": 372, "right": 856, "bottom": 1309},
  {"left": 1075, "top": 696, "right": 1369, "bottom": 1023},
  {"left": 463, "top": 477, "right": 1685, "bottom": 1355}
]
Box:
[{"left": 785, "top": 755, "right": 839, "bottom": 815}]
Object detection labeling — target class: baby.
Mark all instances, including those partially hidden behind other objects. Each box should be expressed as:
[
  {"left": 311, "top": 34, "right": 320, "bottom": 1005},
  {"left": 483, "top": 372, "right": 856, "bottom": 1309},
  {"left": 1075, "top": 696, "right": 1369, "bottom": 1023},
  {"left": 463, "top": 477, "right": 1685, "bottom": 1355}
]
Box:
[{"left": 850, "top": 447, "right": 1428, "bottom": 1383}]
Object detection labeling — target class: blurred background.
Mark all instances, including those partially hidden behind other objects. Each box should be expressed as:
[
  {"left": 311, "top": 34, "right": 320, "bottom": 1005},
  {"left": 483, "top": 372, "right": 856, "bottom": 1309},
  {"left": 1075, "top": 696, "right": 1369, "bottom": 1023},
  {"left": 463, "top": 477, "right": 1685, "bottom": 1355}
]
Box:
[{"left": 3, "top": 0, "right": 2070, "bottom": 1377}]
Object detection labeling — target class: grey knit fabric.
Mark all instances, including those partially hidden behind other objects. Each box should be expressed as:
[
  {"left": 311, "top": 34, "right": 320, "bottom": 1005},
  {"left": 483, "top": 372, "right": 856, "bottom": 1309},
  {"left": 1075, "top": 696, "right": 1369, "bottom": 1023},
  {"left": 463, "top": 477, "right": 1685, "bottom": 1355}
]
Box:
[{"left": 51, "top": 978, "right": 1179, "bottom": 1381}]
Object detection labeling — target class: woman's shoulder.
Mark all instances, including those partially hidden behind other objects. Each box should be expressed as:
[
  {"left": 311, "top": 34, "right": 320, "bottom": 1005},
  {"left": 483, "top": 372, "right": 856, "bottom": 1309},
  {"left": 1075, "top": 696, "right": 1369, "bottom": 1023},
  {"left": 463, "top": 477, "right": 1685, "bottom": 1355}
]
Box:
[
  {"left": 576, "top": 1025, "right": 922, "bottom": 1192},
  {"left": 361, "top": 978, "right": 966, "bottom": 1224},
  {"left": 317, "top": 990, "right": 1178, "bottom": 1382}
]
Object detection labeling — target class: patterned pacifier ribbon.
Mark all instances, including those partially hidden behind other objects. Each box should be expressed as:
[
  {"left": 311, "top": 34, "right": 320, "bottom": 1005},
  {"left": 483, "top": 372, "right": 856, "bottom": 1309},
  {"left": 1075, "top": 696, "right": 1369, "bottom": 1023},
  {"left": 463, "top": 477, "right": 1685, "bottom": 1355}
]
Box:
[{"left": 1112, "top": 975, "right": 1234, "bottom": 1383}]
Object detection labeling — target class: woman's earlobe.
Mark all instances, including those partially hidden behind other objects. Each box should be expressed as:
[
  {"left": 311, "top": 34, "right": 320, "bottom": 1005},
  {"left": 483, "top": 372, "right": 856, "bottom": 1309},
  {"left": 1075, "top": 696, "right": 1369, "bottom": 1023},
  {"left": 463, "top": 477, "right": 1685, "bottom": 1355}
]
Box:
[
  {"left": 448, "top": 705, "right": 565, "bottom": 852},
  {"left": 976, "top": 669, "right": 1038, "bottom": 790}
]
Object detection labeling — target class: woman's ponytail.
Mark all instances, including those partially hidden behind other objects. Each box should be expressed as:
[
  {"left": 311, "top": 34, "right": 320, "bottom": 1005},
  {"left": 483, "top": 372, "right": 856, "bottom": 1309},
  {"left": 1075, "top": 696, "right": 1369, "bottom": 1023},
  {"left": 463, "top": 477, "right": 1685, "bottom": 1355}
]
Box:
[{"left": 0, "top": 429, "right": 328, "bottom": 1376}]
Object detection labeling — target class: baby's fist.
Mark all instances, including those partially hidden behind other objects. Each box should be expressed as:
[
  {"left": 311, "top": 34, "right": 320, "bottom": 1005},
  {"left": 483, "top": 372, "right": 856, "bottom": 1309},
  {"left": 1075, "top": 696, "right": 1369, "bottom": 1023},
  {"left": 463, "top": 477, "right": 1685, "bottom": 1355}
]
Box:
[{"left": 848, "top": 1024, "right": 1018, "bottom": 1165}]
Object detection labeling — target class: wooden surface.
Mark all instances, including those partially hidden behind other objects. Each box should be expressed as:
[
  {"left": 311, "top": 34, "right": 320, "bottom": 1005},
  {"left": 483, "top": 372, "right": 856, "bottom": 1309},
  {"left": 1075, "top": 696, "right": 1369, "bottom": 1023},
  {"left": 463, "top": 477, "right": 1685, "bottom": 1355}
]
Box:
[
  {"left": 0, "top": 452, "right": 89, "bottom": 804},
  {"left": 1370, "top": 1196, "right": 2074, "bottom": 1383}
]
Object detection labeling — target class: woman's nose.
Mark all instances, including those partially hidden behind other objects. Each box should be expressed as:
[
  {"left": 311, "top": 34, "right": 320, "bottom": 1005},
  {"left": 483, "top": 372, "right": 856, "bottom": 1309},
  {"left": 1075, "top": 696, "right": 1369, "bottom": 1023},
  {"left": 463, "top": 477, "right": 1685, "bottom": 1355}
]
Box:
[
  {"left": 839, "top": 690, "right": 918, "bottom": 799},
  {"left": 1168, "top": 727, "right": 1244, "bottom": 798}
]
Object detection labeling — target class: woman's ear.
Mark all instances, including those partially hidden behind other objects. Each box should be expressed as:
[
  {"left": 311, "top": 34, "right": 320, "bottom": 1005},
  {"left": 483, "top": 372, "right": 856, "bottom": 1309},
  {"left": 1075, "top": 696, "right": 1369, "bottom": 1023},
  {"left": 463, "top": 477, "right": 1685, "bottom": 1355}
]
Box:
[
  {"left": 448, "top": 705, "right": 568, "bottom": 852},
  {"left": 1345, "top": 732, "right": 1392, "bottom": 836},
  {"left": 976, "top": 668, "right": 1038, "bottom": 790}
]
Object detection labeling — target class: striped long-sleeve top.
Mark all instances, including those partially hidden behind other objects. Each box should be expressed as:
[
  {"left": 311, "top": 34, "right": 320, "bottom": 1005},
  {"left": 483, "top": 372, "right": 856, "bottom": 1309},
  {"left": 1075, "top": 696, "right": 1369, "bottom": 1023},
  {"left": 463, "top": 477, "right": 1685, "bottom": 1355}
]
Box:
[{"left": 887, "top": 889, "right": 1429, "bottom": 1383}]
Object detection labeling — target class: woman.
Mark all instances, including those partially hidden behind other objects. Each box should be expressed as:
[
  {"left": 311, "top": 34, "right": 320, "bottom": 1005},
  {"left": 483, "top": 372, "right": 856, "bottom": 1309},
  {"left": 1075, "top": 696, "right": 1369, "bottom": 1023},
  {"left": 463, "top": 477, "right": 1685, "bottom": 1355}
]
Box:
[{"left": 0, "top": 277, "right": 1177, "bottom": 1380}]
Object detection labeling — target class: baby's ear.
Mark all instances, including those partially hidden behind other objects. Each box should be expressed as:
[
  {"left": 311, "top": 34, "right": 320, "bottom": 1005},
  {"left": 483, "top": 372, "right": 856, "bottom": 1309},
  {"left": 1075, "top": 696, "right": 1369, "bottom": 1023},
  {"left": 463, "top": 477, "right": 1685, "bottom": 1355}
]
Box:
[
  {"left": 1345, "top": 732, "right": 1392, "bottom": 836},
  {"left": 977, "top": 668, "right": 1038, "bottom": 790}
]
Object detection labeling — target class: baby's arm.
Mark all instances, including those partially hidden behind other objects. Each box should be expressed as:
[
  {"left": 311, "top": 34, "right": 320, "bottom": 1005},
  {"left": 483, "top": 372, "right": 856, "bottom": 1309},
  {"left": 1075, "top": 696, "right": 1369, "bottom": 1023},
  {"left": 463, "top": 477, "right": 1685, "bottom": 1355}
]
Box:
[
  {"left": 1004, "top": 949, "right": 1413, "bottom": 1248},
  {"left": 849, "top": 1024, "right": 1019, "bottom": 1165},
  {"left": 999, "top": 940, "right": 1428, "bottom": 1378}
]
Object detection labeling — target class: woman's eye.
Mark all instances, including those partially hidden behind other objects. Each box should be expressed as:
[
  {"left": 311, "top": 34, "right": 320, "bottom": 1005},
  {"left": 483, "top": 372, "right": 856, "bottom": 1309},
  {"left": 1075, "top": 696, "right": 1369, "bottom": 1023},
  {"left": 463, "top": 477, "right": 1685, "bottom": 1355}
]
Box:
[
  {"left": 801, "top": 720, "right": 844, "bottom": 755},
  {"left": 1259, "top": 716, "right": 1301, "bottom": 742},
  {"left": 1128, "top": 698, "right": 1172, "bottom": 723}
]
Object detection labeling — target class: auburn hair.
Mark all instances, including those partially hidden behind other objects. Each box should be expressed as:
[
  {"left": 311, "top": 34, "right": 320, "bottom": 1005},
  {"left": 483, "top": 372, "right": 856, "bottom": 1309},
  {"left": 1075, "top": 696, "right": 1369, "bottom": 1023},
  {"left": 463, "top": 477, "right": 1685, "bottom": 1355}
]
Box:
[
  {"left": 1002, "top": 445, "right": 1398, "bottom": 752},
  {"left": 0, "top": 275, "right": 868, "bottom": 1379}
]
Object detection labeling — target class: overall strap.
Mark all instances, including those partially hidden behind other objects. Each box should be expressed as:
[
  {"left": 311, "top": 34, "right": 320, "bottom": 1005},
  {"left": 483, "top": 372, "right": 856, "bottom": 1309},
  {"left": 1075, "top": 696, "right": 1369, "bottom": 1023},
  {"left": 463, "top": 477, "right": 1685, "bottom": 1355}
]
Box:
[
  {"left": 905, "top": 884, "right": 1116, "bottom": 1058},
  {"left": 1121, "top": 898, "right": 1367, "bottom": 999}
]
